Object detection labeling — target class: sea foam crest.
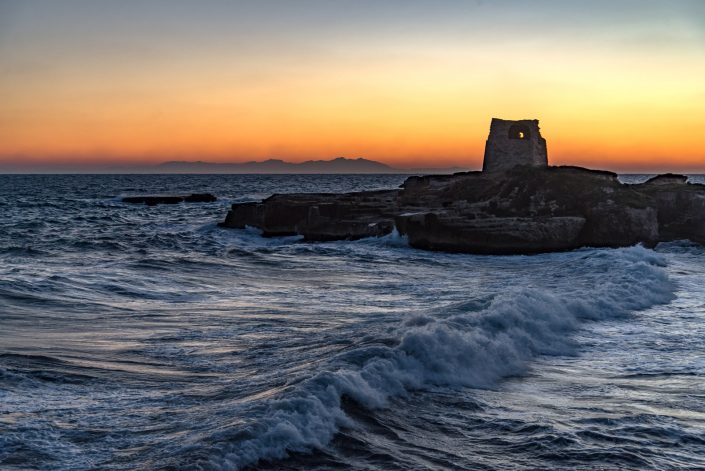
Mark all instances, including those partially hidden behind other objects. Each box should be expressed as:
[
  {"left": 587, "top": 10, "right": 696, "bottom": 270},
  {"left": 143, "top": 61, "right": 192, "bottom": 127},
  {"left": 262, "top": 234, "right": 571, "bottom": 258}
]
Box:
[{"left": 206, "top": 245, "right": 675, "bottom": 470}]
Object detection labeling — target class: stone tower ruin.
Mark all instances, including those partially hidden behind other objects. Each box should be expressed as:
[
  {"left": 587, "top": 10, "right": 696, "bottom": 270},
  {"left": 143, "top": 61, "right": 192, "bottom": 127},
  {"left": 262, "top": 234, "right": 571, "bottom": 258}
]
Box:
[{"left": 482, "top": 118, "right": 548, "bottom": 172}]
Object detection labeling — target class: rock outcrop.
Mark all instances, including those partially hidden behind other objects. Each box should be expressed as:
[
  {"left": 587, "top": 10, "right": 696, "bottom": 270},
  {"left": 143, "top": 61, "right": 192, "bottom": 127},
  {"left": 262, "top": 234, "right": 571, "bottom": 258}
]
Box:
[
  {"left": 123, "top": 193, "right": 217, "bottom": 206},
  {"left": 219, "top": 166, "right": 705, "bottom": 254}
]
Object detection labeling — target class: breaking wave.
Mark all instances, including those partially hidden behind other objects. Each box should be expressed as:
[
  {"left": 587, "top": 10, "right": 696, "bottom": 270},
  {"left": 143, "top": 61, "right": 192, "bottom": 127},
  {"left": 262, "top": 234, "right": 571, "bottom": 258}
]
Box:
[
  {"left": 203, "top": 245, "right": 675, "bottom": 470},
  {"left": 5, "top": 175, "right": 702, "bottom": 471}
]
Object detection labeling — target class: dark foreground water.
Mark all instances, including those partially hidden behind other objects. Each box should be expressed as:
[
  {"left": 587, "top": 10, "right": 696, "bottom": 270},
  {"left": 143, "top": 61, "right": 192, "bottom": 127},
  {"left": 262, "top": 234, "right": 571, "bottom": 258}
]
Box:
[{"left": 1, "top": 174, "right": 704, "bottom": 470}]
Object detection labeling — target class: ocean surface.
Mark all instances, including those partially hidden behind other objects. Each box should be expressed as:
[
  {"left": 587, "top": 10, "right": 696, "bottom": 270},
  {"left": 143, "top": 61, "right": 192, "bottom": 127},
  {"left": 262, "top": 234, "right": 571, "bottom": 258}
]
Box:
[{"left": 1, "top": 174, "right": 704, "bottom": 471}]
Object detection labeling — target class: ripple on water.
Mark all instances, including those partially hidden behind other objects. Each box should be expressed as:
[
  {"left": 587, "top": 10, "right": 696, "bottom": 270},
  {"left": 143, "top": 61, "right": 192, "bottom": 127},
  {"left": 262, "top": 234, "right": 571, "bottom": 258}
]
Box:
[{"left": 0, "top": 174, "right": 704, "bottom": 470}]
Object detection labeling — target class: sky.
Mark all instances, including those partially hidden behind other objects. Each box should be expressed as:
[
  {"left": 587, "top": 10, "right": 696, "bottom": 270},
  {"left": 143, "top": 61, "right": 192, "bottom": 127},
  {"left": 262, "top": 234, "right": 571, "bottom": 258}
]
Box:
[{"left": 1, "top": 0, "right": 704, "bottom": 172}]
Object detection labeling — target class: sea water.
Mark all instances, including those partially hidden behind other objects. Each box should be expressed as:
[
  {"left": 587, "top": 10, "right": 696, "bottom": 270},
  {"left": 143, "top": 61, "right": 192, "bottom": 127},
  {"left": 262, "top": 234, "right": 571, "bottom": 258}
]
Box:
[{"left": 1, "top": 174, "right": 704, "bottom": 470}]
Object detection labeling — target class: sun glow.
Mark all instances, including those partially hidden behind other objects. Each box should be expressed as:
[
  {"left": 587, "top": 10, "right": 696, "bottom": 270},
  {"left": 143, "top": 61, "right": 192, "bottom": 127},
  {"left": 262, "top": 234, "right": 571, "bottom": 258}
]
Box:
[{"left": 1, "top": 1, "right": 704, "bottom": 172}]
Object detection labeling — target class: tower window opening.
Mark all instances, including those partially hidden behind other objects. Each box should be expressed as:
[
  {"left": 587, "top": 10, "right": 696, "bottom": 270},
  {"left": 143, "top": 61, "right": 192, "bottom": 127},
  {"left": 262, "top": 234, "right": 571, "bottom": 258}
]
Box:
[{"left": 508, "top": 124, "right": 531, "bottom": 140}]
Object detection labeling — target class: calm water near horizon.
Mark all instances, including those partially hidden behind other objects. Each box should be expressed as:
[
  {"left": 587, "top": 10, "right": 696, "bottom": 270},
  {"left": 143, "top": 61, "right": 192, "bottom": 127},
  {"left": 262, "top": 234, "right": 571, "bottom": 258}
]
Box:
[{"left": 1, "top": 174, "right": 704, "bottom": 470}]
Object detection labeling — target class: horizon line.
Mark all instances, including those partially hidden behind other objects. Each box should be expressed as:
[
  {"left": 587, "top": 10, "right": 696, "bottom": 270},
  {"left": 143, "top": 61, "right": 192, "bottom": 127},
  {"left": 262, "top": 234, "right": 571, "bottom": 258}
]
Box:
[{"left": 1, "top": 156, "right": 705, "bottom": 175}]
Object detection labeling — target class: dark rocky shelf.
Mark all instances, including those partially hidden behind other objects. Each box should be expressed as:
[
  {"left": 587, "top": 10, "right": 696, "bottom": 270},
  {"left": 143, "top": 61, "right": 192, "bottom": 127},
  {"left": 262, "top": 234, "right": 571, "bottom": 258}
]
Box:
[
  {"left": 218, "top": 119, "right": 705, "bottom": 254},
  {"left": 218, "top": 166, "right": 705, "bottom": 254},
  {"left": 123, "top": 193, "right": 217, "bottom": 206}
]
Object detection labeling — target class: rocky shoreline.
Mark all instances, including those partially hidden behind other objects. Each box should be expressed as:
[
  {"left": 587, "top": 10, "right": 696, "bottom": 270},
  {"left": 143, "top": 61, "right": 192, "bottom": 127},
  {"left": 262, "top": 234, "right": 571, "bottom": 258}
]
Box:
[{"left": 219, "top": 166, "right": 705, "bottom": 254}]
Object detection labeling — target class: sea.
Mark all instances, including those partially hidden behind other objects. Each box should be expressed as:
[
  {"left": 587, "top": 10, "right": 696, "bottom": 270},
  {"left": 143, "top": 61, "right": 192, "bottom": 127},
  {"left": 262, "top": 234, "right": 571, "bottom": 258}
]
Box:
[{"left": 1, "top": 174, "right": 704, "bottom": 471}]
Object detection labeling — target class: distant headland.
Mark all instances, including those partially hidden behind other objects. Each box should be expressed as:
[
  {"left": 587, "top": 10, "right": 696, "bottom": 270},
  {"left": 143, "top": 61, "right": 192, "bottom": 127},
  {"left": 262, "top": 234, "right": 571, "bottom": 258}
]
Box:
[
  {"left": 0, "top": 157, "right": 468, "bottom": 175},
  {"left": 155, "top": 158, "right": 468, "bottom": 175}
]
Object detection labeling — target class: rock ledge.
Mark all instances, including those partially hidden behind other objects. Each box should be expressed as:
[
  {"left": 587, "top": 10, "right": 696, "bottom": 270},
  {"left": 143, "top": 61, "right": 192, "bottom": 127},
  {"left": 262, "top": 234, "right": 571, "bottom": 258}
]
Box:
[{"left": 219, "top": 166, "right": 704, "bottom": 254}]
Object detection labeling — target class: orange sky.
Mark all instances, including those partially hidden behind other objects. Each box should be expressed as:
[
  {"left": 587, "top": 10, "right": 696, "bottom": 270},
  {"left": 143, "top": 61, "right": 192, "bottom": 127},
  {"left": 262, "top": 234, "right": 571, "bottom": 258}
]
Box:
[{"left": 1, "top": 1, "right": 704, "bottom": 172}]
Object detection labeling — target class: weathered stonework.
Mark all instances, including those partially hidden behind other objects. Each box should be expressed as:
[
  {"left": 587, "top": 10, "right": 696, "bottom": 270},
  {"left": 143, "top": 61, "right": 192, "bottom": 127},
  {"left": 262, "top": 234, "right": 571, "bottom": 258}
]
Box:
[{"left": 482, "top": 118, "right": 548, "bottom": 172}]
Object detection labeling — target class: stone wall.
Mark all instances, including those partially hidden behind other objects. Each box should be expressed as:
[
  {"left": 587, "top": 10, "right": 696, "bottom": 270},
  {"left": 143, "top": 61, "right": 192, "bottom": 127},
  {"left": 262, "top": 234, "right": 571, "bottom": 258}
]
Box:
[{"left": 482, "top": 118, "right": 548, "bottom": 172}]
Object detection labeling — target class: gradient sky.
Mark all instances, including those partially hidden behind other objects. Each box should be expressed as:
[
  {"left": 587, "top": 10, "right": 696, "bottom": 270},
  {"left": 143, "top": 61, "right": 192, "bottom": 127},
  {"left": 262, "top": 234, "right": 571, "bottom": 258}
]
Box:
[{"left": 1, "top": 0, "right": 704, "bottom": 171}]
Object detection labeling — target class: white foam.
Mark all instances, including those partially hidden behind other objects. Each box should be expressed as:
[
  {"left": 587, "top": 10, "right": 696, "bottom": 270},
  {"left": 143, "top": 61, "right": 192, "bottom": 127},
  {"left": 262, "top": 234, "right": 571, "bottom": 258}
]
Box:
[{"left": 207, "top": 245, "right": 675, "bottom": 470}]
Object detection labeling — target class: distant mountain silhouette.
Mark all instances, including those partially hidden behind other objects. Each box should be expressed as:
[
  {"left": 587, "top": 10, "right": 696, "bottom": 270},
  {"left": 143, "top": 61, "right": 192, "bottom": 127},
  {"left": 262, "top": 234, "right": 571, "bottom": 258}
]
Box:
[{"left": 156, "top": 157, "right": 468, "bottom": 174}]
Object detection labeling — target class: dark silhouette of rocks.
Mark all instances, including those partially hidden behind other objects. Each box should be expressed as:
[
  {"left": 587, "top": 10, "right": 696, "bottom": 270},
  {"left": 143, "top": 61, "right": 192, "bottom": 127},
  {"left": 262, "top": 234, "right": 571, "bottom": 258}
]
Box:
[
  {"left": 219, "top": 119, "right": 705, "bottom": 254},
  {"left": 123, "top": 193, "right": 217, "bottom": 206},
  {"left": 183, "top": 193, "right": 218, "bottom": 203},
  {"left": 644, "top": 173, "right": 689, "bottom": 186}
]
